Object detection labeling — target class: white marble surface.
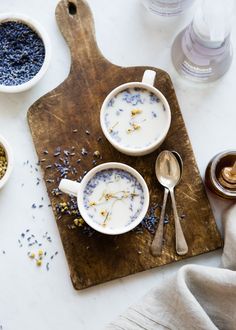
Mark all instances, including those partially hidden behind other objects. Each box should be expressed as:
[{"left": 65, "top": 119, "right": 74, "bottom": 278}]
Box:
[{"left": 0, "top": 1, "right": 235, "bottom": 329}]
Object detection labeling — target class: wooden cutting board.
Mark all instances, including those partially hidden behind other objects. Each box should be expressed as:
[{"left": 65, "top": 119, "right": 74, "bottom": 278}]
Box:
[{"left": 27, "top": 0, "right": 222, "bottom": 290}]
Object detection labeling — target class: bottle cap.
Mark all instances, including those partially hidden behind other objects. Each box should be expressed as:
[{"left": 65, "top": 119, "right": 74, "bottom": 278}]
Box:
[
  {"left": 205, "top": 151, "right": 236, "bottom": 200},
  {"left": 193, "top": 0, "right": 234, "bottom": 48}
]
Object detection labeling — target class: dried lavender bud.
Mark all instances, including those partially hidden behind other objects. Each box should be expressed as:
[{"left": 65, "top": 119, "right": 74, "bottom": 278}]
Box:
[{"left": 0, "top": 22, "right": 45, "bottom": 86}]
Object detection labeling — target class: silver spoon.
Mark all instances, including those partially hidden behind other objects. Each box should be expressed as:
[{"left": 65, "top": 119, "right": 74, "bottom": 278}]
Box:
[
  {"left": 171, "top": 151, "right": 183, "bottom": 177},
  {"left": 150, "top": 150, "right": 188, "bottom": 256},
  {"left": 150, "top": 151, "right": 182, "bottom": 256}
]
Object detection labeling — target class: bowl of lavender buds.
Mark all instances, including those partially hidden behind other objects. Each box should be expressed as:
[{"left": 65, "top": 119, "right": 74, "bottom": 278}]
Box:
[
  {"left": 0, "top": 14, "right": 51, "bottom": 93},
  {"left": 0, "top": 135, "right": 13, "bottom": 189}
]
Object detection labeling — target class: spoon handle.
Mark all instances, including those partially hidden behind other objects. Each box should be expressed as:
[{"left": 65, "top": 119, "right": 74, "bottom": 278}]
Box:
[
  {"left": 150, "top": 188, "right": 169, "bottom": 256},
  {"left": 169, "top": 188, "right": 188, "bottom": 255}
]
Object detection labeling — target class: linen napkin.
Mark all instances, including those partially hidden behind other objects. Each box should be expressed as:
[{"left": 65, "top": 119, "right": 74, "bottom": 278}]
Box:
[{"left": 107, "top": 204, "right": 236, "bottom": 330}]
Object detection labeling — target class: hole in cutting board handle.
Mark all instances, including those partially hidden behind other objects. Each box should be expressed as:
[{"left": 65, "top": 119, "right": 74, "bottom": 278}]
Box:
[{"left": 68, "top": 2, "right": 77, "bottom": 15}]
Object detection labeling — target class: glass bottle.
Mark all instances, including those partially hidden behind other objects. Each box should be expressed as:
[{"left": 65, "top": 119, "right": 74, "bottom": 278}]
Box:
[
  {"left": 142, "top": 0, "right": 195, "bottom": 16},
  {"left": 171, "top": 0, "right": 234, "bottom": 82}
]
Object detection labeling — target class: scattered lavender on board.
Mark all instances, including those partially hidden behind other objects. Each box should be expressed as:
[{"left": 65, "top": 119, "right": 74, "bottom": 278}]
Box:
[
  {"left": 0, "top": 21, "right": 45, "bottom": 86},
  {"left": 36, "top": 143, "right": 169, "bottom": 237},
  {"left": 24, "top": 144, "right": 172, "bottom": 238},
  {"left": 134, "top": 203, "right": 169, "bottom": 234}
]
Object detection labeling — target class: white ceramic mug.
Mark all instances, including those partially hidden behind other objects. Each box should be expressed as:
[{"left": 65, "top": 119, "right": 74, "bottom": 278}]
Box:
[
  {"left": 59, "top": 162, "right": 150, "bottom": 235},
  {"left": 100, "top": 70, "right": 171, "bottom": 156}
]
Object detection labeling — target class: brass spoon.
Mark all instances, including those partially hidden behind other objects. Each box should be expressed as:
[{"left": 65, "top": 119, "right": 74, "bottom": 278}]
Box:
[{"left": 150, "top": 150, "right": 188, "bottom": 256}]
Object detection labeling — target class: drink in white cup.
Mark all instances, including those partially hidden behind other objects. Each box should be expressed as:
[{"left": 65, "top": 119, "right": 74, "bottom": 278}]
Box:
[
  {"left": 103, "top": 87, "right": 168, "bottom": 151},
  {"left": 83, "top": 168, "right": 145, "bottom": 230}
]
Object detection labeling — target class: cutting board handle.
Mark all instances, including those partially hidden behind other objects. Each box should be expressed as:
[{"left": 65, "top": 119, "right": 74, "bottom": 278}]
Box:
[{"left": 56, "top": 0, "right": 109, "bottom": 73}]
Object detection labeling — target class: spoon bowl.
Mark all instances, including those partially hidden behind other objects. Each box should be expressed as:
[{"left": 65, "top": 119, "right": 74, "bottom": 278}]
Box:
[
  {"left": 155, "top": 151, "right": 181, "bottom": 189},
  {"left": 171, "top": 151, "right": 183, "bottom": 179}
]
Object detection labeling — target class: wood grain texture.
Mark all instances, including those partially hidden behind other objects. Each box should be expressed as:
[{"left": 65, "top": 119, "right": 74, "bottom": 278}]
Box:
[{"left": 27, "top": 0, "right": 222, "bottom": 290}]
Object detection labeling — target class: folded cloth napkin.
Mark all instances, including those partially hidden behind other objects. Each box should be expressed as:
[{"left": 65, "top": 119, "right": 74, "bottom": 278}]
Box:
[{"left": 107, "top": 204, "right": 236, "bottom": 330}]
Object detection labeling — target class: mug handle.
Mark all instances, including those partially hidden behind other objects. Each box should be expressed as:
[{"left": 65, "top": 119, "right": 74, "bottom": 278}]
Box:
[
  {"left": 59, "top": 179, "right": 81, "bottom": 197},
  {"left": 142, "top": 70, "right": 156, "bottom": 86}
]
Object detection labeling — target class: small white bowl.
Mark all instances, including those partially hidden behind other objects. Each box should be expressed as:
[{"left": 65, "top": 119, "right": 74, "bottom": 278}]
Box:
[
  {"left": 0, "top": 135, "right": 13, "bottom": 189},
  {"left": 59, "top": 162, "right": 150, "bottom": 235},
  {"left": 100, "top": 70, "right": 171, "bottom": 156},
  {"left": 0, "top": 13, "right": 51, "bottom": 93}
]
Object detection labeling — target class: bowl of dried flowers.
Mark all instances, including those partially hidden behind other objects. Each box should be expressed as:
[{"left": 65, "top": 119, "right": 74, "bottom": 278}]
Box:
[
  {"left": 0, "top": 135, "right": 13, "bottom": 189},
  {"left": 0, "top": 13, "right": 51, "bottom": 93}
]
